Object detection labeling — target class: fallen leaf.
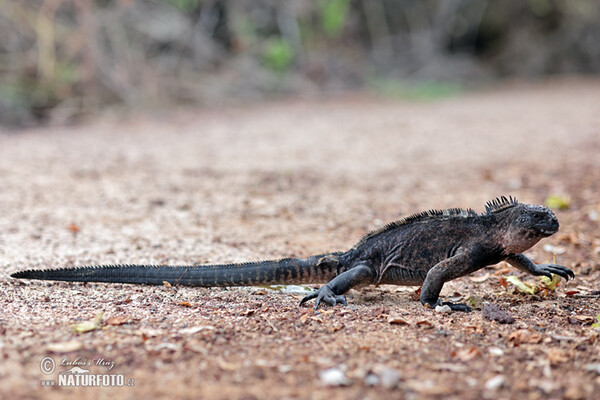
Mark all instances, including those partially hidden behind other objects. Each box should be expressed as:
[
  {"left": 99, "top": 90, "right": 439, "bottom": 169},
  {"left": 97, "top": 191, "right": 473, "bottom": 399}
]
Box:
[
  {"left": 388, "top": 315, "right": 410, "bottom": 325},
  {"left": 47, "top": 341, "right": 82, "bottom": 353},
  {"left": 543, "top": 243, "right": 566, "bottom": 255},
  {"left": 409, "top": 287, "right": 421, "bottom": 301},
  {"left": 163, "top": 281, "right": 172, "bottom": 288},
  {"left": 105, "top": 316, "right": 129, "bottom": 325},
  {"left": 567, "top": 315, "right": 595, "bottom": 325},
  {"left": 177, "top": 301, "right": 193, "bottom": 307},
  {"left": 68, "top": 223, "right": 80, "bottom": 234},
  {"left": 508, "top": 329, "right": 542, "bottom": 345},
  {"left": 545, "top": 195, "right": 571, "bottom": 210},
  {"left": 455, "top": 347, "right": 482, "bottom": 362},
  {"left": 70, "top": 311, "right": 103, "bottom": 334},
  {"left": 180, "top": 326, "right": 215, "bottom": 334},
  {"left": 299, "top": 314, "right": 310, "bottom": 324},
  {"left": 498, "top": 276, "right": 508, "bottom": 288},
  {"left": 540, "top": 273, "right": 561, "bottom": 290},
  {"left": 548, "top": 348, "right": 570, "bottom": 366},
  {"left": 505, "top": 275, "right": 539, "bottom": 294},
  {"left": 469, "top": 273, "right": 490, "bottom": 283},
  {"left": 416, "top": 320, "right": 434, "bottom": 329},
  {"left": 466, "top": 295, "right": 484, "bottom": 310},
  {"left": 564, "top": 290, "right": 579, "bottom": 297}
]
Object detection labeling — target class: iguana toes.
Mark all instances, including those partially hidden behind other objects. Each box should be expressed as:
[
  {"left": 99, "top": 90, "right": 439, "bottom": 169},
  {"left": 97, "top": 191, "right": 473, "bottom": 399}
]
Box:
[{"left": 11, "top": 196, "right": 574, "bottom": 312}]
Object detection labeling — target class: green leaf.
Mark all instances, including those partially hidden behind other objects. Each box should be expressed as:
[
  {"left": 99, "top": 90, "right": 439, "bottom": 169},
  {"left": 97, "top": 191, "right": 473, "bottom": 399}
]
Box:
[
  {"left": 539, "top": 273, "right": 561, "bottom": 291},
  {"left": 505, "top": 276, "right": 539, "bottom": 295},
  {"left": 544, "top": 195, "right": 571, "bottom": 210},
  {"left": 263, "top": 37, "right": 294, "bottom": 72},
  {"left": 319, "top": 0, "right": 351, "bottom": 37},
  {"left": 466, "top": 295, "right": 484, "bottom": 310},
  {"left": 70, "top": 311, "right": 104, "bottom": 333}
]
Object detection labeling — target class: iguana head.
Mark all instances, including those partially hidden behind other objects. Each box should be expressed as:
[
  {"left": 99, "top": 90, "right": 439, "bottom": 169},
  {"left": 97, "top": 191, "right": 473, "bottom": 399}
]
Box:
[{"left": 486, "top": 197, "right": 559, "bottom": 254}]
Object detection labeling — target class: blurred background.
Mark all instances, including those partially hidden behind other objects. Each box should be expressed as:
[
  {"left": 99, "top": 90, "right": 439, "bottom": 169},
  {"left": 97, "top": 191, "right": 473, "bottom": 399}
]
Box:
[{"left": 1, "top": 0, "right": 599, "bottom": 127}]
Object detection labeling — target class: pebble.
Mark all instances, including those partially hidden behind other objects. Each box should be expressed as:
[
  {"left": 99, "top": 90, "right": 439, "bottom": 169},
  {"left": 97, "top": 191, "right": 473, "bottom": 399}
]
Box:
[
  {"left": 484, "top": 375, "right": 505, "bottom": 391},
  {"left": 319, "top": 367, "right": 350, "bottom": 386},
  {"left": 379, "top": 367, "right": 401, "bottom": 389},
  {"left": 435, "top": 304, "right": 452, "bottom": 313},
  {"left": 364, "top": 373, "right": 379, "bottom": 387}
]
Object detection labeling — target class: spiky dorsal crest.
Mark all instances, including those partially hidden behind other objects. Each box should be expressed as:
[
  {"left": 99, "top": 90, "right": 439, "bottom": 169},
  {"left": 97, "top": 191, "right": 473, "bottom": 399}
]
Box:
[
  {"left": 485, "top": 195, "right": 519, "bottom": 214},
  {"left": 353, "top": 207, "right": 477, "bottom": 248}
]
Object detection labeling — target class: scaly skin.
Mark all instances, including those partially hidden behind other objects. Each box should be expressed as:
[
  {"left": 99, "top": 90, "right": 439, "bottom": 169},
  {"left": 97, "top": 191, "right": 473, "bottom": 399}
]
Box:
[{"left": 11, "top": 196, "right": 574, "bottom": 312}]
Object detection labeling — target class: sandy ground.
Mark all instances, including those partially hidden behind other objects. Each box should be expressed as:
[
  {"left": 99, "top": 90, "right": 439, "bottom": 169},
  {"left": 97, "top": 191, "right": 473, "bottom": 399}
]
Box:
[{"left": 1, "top": 79, "right": 599, "bottom": 399}]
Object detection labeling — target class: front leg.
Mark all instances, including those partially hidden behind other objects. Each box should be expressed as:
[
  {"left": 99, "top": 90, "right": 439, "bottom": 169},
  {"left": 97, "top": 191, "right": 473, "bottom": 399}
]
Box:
[
  {"left": 506, "top": 253, "right": 574, "bottom": 281},
  {"left": 420, "top": 248, "right": 488, "bottom": 312},
  {"left": 300, "top": 262, "right": 375, "bottom": 309}
]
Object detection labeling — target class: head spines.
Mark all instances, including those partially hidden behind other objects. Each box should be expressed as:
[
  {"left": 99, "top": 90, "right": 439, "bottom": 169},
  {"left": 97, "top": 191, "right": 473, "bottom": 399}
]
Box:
[{"left": 485, "top": 195, "right": 519, "bottom": 214}]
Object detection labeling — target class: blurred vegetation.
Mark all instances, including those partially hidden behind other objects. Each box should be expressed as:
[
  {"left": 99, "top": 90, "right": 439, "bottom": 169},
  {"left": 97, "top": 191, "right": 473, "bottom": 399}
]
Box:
[{"left": 1, "top": 0, "right": 599, "bottom": 127}]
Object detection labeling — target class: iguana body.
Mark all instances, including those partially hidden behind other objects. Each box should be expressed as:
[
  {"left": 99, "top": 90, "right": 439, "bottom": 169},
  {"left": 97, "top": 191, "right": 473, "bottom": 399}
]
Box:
[{"left": 11, "top": 196, "right": 574, "bottom": 311}]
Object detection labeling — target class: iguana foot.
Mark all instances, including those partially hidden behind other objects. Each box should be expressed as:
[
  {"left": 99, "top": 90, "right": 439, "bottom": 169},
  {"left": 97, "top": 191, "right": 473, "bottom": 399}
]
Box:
[
  {"left": 531, "top": 263, "right": 575, "bottom": 281},
  {"left": 442, "top": 302, "right": 471, "bottom": 312},
  {"left": 421, "top": 299, "right": 471, "bottom": 312},
  {"left": 299, "top": 285, "right": 347, "bottom": 309}
]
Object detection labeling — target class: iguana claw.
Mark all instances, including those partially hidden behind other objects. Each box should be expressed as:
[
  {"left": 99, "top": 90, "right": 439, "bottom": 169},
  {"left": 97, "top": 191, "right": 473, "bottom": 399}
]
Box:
[
  {"left": 533, "top": 263, "right": 575, "bottom": 281},
  {"left": 299, "top": 285, "right": 347, "bottom": 309}
]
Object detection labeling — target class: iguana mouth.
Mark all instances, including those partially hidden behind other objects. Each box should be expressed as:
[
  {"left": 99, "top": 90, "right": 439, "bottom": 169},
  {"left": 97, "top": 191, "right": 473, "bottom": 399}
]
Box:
[{"left": 539, "top": 228, "right": 557, "bottom": 236}]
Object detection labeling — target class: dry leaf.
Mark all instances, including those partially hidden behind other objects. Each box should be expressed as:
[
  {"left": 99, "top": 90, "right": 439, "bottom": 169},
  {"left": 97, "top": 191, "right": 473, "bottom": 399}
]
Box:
[
  {"left": 68, "top": 223, "right": 80, "bottom": 234},
  {"left": 416, "top": 320, "right": 433, "bottom": 329},
  {"left": 106, "top": 316, "right": 129, "bottom": 325},
  {"left": 180, "top": 326, "right": 214, "bottom": 334},
  {"left": 70, "top": 311, "right": 103, "bottom": 333},
  {"left": 543, "top": 243, "right": 566, "bottom": 255},
  {"left": 568, "top": 315, "right": 595, "bottom": 325},
  {"left": 505, "top": 275, "right": 539, "bottom": 294},
  {"left": 177, "top": 301, "right": 193, "bottom": 307},
  {"left": 388, "top": 315, "right": 410, "bottom": 325},
  {"left": 508, "top": 329, "right": 543, "bottom": 346},
  {"left": 299, "top": 314, "right": 310, "bottom": 324},
  {"left": 548, "top": 348, "right": 570, "bottom": 366},
  {"left": 540, "top": 273, "right": 561, "bottom": 291},
  {"left": 455, "top": 347, "right": 482, "bottom": 362},
  {"left": 47, "top": 341, "right": 82, "bottom": 353},
  {"left": 498, "top": 276, "right": 508, "bottom": 288},
  {"left": 469, "top": 273, "right": 490, "bottom": 283}
]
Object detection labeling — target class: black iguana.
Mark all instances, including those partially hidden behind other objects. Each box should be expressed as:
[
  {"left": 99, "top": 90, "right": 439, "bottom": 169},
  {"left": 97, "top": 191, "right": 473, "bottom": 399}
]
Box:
[{"left": 11, "top": 196, "right": 574, "bottom": 312}]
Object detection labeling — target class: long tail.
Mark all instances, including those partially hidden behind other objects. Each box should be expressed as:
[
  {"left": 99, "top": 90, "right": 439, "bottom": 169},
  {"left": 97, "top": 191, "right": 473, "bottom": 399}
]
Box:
[{"left": 10, "top": 253, "right": 342, "bottom": 287}]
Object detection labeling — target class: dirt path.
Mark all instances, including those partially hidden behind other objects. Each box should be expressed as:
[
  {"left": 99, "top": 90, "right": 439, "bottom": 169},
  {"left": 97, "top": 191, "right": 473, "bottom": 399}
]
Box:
[{"left": 1, "top": 79, "right": 599, "bottom": 399}]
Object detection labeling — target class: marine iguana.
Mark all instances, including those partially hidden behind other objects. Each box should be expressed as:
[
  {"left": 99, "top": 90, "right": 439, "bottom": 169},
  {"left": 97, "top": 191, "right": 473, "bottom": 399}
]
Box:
[{"left": 11, "top": 196, "right": 574, "bottom": 312}]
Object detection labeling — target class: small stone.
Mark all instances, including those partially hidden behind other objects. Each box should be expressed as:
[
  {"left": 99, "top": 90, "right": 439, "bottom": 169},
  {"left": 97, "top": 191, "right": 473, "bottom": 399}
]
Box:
[
  {"left": 482, "top": 303, "right": 514, "bottom": 324},
  {"left": 586, "top": 363, "right": 600, "bottom": 374},
  {"left": 488, "top": 347, "right": 504, "bottom": 356},
  {"left": 364, "top": 373, "right": 379, "bottom": 386},
  {"left": 484, "top": 375, "right": 505, "bottom": 391},
  {"left": 379, "top": 368, "right": 401, "bottom": 389},
  {"left": 319, "top": 367, "right": 350, "bottom": 386},
  {"left": 435, "top": 304, "right": 452, "bottom": 313}
]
